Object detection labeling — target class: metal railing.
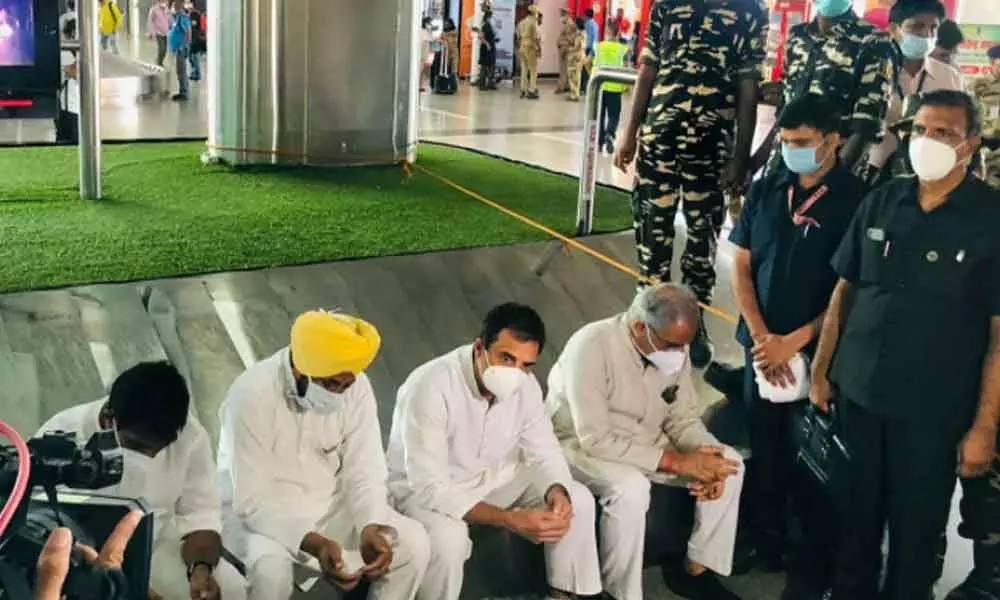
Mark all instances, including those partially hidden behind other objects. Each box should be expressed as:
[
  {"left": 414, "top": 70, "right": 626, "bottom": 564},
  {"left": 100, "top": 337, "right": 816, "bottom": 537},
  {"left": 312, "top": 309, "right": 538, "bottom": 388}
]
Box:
[{"left": 534, "top": 66, "right": 638, "bottom": 275}]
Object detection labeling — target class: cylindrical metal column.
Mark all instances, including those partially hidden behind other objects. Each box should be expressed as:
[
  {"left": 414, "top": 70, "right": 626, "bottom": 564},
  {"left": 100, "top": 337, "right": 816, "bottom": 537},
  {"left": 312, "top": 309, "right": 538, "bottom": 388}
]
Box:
[
  {"left": 207, "top": 0, "right": 419, "bottom": 167},
  {"left": 78, "top": 0, "right": 102, "bottom": 200}
]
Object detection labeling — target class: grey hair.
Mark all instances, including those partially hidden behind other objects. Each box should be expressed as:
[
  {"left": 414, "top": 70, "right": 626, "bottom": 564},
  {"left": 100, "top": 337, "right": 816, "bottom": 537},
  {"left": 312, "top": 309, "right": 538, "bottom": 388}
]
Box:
[{"left": 627, "top": 283, "right": 700, "bottom": 331}]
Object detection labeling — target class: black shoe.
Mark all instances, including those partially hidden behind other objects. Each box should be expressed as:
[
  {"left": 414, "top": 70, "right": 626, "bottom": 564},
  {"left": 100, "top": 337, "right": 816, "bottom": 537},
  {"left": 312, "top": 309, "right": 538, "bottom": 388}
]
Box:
[
  {"left": 520, "top": 91, "right": 526, "bottom": 98},
  {"left": 171, "top": 93, "right": 188, "bottom": 102},
  {"left": 945, "top": 570, "right": 1000, "bottom": 599},
  {"left": 704, "top": 362, "right": 745, "bottom": 398},
  {"left": 690, "top": 311, "right": 714, "bottom": 369},
  {"left": 662, "top": 563, "right": 742, "bottom": 600},
  {"left": 528, "top": 91, "right": 540, "bottom": 99}
]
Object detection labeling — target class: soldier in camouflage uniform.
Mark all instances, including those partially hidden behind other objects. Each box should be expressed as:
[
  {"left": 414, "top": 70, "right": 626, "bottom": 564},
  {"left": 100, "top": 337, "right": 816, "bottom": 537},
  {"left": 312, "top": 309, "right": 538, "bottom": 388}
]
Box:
[
  {"left": 970, "top": 45, "right": 1000, "bottom": 189},
  {"left": 556, "top": 8, "right": 575, "bottom": 94},
  {"left": 566, "top": 18, "right": 586, "bottom": 102},
  {"left": 753, "top": 0, "right": 896, "bottom": 180},
  {"left": 613, "top": 0, "right": 768, "bottom": 367}
]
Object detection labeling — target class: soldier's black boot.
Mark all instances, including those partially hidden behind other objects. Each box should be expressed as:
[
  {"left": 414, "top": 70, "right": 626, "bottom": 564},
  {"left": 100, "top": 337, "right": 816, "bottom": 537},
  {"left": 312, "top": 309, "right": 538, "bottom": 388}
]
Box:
[
  {"left": 690, "top": 309, "right": 714, "bottom": 369},
  {"left": 946, "top": 542, "right": 1000, "bottom": 599}
]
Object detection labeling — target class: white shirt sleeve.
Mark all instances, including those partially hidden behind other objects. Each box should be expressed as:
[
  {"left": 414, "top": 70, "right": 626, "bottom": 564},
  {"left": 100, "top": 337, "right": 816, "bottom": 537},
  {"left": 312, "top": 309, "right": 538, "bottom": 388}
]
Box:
[
  {"left": 399, "top": 374, "right": 481, "bottom": 520},
  {"left": 661, "top": 362, "right": 718, "bottom": 452},
  {"left": 517, "top": 380, "right": 573, "bottom": 498},
  {"left": 339, "top": 376, "right": 390, "bottom": 531},
  {"left": 173, "top": 422, "right": 222, "bottom": 537},
  {"left": 560, "top": 334, "right": 663, "bottom": 472},
  {"left": 219, "top": 383, "right": 314, "bottom": 555}
]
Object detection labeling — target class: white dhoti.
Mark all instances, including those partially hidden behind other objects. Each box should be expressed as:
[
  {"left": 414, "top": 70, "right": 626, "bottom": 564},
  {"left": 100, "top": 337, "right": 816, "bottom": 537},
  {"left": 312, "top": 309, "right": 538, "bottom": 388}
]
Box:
[
  {"left": 225, "top": 494, "right": 430, "bottom": 600},
  {"left": 565, "top": 447, "right": 744, "bottom": 600},
  {"left": 149, "top": 531, "right": 248, "bottom": 600},
  {"left": 399, "top": 465, "right": 603, "bottom": 600}
]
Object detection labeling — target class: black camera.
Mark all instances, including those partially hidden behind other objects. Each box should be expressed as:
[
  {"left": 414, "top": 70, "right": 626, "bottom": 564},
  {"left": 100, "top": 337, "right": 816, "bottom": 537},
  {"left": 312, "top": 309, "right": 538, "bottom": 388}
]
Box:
[{"left": 0, "top": 430, "right": 154, "bottom": 600}]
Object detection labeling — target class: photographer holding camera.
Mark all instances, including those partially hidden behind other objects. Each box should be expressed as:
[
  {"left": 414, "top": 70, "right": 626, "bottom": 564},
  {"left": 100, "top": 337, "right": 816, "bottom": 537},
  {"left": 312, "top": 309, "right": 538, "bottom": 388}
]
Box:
[
  {"left": 35, "top": 511, "right": 142, "bottom": 600},
  {"left": 36, "top": 362, "right": 247, "bottom": 600}
]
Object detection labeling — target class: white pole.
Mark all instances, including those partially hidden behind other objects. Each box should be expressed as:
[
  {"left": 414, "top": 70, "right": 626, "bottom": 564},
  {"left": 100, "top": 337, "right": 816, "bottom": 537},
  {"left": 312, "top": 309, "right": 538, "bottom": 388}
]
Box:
[{"left": 78, "top": 0, "right": 102, "bottom": 200}]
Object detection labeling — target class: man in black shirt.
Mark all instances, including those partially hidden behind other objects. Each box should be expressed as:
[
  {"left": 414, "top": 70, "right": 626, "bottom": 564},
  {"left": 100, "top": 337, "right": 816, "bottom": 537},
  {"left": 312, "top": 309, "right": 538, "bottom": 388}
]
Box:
[
  {"left": 730, "top": 94, "right": 866, "bottom": 599},
  {"left": 811, "top": 90, "right": 1000, "bottom": 600}
]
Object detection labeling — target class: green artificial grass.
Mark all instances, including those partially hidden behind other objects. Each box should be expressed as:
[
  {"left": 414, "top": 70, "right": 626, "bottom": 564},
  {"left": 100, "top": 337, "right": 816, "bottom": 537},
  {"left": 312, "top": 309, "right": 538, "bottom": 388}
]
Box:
[{"left": 0, "top": 142, "right": 631, "bottom": 292}]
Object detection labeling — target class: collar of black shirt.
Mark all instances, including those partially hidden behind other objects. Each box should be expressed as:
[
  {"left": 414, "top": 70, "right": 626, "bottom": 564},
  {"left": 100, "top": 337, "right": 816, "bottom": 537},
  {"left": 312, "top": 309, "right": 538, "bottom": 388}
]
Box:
[{"left": 901, "top": 174, "right": 991, "bottom": 213}]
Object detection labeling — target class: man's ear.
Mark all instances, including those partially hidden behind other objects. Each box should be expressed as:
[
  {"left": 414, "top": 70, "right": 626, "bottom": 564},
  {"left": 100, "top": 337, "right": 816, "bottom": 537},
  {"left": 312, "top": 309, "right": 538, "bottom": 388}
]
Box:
[{"left": 887, "top": 23, "right": 901, "bottom": 41}]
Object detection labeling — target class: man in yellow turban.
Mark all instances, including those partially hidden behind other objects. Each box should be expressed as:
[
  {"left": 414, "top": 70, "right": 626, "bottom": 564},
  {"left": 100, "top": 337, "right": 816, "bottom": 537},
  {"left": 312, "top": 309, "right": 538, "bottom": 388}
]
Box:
[{"left": 217, "top": 311, "right": 430, "bottom": 600}]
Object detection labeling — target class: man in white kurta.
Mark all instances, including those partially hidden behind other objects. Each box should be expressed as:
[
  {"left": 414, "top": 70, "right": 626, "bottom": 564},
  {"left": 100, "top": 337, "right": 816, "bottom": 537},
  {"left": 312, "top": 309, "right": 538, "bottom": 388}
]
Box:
[
  {"left": 37, "top": 362, "right": 247, "bottom": 600},
  {"left": 547, "top": 284, "right": 745, "bottom": 600},
  {"left": 218, "top": 311, "right": 429, "bottom": 600},
  {"left": 386, "top": 303, "right": 603, "bottom": 600}
]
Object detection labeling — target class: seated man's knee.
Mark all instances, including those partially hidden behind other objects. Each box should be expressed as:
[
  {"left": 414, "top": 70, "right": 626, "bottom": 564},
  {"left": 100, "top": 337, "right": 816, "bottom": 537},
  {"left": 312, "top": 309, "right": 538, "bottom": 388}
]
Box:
[
  {"left": 601, "top": 469, "right": 652, "bottom": 514},
  {"left": 214, "top": 560, "right": 249, "bottom": 600},
  {"left": 246, "top": 553, "right": 294, "bottom": 598},
  {"left": 425, "top": 517, "right": 472, "bottom": 567},
  {"left": 392, "top": 515, "right": 432, "bottom": 574},
  {"left": 564, "top": 480, "right": 597, "bottom": 522}
]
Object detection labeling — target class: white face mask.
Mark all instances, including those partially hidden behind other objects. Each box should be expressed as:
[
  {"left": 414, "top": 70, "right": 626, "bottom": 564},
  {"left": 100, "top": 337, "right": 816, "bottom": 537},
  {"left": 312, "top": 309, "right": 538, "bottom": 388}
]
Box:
[
  {"left": 296, "top": 379, "right": 344, "bottom": 414},
  {"left": 644, "top": 327, "right": 688, "bottom": 377},
  {"left": 909, "top": 136, "right": 966, "bottom": 181},
  {"left": 480, "top": 349, "right": 526, "bottom": 400}
]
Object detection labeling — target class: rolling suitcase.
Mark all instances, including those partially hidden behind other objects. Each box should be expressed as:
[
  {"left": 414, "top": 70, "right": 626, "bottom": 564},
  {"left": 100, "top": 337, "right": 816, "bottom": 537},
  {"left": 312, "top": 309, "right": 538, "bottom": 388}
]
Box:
[{"left": 434, "top": 45, "right": 458, "bottom": 95}]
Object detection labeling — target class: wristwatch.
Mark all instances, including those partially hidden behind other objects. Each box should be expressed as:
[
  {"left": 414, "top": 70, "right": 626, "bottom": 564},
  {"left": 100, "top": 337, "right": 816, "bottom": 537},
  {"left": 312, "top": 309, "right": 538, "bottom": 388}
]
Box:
[{"left": 186, "top": 560, "right": 214, "bottom": 581}]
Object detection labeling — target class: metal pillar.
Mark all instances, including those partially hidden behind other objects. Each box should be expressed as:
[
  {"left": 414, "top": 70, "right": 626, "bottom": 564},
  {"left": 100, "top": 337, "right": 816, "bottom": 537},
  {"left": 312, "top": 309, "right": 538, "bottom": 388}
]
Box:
[
  {"left": 533, "top": 67, "right": 637, "bottom": 276},
  {"left": 78, "top": 0, "right": 102, "bottom": 200}
]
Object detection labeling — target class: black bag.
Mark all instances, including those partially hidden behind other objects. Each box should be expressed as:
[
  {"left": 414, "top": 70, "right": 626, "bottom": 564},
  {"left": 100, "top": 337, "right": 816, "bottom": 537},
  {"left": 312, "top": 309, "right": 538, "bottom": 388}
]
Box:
[{"left": 792, "top": 403, "right": 852, "bottom": 500}]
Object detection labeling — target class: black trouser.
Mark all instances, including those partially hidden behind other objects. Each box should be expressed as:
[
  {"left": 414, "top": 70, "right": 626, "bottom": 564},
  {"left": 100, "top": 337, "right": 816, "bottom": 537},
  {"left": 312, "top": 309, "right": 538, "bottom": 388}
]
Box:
[
  {"left": 599, "top": 91, "right": 622, "bottom": 148},
  {"left": 155, "top": 34, "right": 167, "bottom": 66},
  {"left": 744, "top": 348, "right": 835, "bottom": 584},
  {"left": 832, "top": 400, "right": 962, "bottom": 600}
]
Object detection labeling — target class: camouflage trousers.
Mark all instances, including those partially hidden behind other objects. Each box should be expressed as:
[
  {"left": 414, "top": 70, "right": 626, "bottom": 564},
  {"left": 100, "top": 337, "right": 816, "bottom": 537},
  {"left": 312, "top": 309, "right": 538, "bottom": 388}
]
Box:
[
  {"left": 934, "top": 435, "right": 1000, "bottom": 595},
  {"left": 632, "top": 155, "right": 725, "bottom": 304}
]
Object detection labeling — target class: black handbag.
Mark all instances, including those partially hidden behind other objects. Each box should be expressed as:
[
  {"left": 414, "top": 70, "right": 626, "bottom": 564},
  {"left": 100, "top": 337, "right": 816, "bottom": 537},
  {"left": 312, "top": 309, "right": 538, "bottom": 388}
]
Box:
[{"left": 792, "top": 402, "right": 852, "bottom": 500}]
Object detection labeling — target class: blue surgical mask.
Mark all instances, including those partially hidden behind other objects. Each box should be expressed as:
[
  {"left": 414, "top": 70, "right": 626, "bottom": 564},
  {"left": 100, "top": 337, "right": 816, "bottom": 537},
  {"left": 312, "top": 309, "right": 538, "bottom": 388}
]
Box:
[
  {"left": 898, "top": 33, "right": 935, "bottom": 60},
  {"left": 782, "top": 141, "right": 830, "bottom": 175},
  {"left": 296, "top": 379, "right": 344, "bottom": 414},
  {"left": 814, "top": 0, "right": 852, "bottom": 18}
]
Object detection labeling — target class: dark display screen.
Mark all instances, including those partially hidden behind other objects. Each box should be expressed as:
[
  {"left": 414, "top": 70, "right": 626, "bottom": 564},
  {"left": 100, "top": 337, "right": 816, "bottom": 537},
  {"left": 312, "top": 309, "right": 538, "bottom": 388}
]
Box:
[{"left": 0, "top": 0, "right": 36, "bottom": 67}]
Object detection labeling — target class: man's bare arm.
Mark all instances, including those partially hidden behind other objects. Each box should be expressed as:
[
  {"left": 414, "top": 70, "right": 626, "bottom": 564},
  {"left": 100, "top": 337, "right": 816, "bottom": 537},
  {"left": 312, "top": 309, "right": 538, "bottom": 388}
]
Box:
[
  {"left": 972, "top": 317, "right": 1000, "bottom": 435},
  {"left": 812, "top": 279, "right": 856, "bottom": 381}
]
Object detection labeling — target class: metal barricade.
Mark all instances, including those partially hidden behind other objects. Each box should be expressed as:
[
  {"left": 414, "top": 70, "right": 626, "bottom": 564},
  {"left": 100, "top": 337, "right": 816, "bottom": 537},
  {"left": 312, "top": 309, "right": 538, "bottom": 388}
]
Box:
[{"left": 534, "top": 66, "right": 638, "bottom": 275}]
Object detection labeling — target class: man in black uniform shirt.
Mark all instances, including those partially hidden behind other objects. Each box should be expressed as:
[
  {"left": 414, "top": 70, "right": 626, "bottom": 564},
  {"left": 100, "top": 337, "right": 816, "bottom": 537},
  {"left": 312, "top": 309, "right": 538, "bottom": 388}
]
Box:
[
  {"left": 730, "top": 94, "right": 866, "bottom": 600},
  {"left": 810, "top": 90, "right": 1000, "bottom": 600}
]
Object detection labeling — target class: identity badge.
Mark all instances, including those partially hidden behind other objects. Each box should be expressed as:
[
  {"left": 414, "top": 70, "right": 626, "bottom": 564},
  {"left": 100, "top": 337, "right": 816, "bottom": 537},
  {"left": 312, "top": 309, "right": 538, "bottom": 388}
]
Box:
[{"left": 866, "top": 227, "right": 886, "bottom": 242}]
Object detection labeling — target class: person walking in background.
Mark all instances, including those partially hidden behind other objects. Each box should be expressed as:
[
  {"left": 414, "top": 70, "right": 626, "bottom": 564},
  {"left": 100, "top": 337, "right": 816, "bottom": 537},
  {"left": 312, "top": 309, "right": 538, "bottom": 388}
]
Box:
[
  {"left": 971, "top": 45, "right": 1000, "bottom": 189},
  {"left": 516, "top": 5, "right": 542, "bottom": 100},
  {"left": 594, "top": 21, "right": 629, "bottom": 154},
  {"left": 167, "top": 0, "right": 191, "bottom": 102},
  {"left": 146, "top": 0, "right": 172, "bottom": 67},
  {"left": 565, "top": 17, "right": 586, "bottom": 102},
  {"left": 580, "top": 9, "right": 598, "bottom": 90},
  {"left": 58, "top": 0, "right": 77, "bottom": 41},
  {"left": 98, "top": 0, "right": 123, "bottom": 54},
  {"left": 477, "top": 3, "right": 498, "bottom": 91},
  {"left": 931, "top": 19, "right": 964, "bottom": 67},
  {"left": 556, "top": 8, "right": 574, "bottom": 95},
  {"left": 188, "top": 2, "right": 205, "bottom": 81},
  {"left": 614, "top": 0, "right": 768, "bottom": 368}
]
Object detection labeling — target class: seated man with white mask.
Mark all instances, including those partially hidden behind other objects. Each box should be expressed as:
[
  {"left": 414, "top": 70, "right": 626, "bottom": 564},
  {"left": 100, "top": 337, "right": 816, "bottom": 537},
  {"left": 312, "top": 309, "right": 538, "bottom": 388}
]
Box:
[
  {"left": 218, "top": 310, "right": 429, "bottom": 600},
  {"left": 387, "top": 303, "right": 602, "bottom": 600},
  {"left": 547, "top": 283, "right": 745, "bottom": 600},
  {"left": 37, "top": 362, "right": 247, "bottom": 600}
]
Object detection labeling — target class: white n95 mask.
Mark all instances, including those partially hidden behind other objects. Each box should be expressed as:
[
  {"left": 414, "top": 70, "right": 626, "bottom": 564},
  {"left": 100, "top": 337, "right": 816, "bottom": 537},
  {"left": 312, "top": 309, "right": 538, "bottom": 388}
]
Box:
[
  {"left": 481, "top": 352, "right": 526, "bottom": 400},
  {"left": 296, "top": 380, "right": 344, "bottom": 414},
  {"left": 644, "top": 327, "right": 687, "bottom": 377},
  {"left": 909, "top": 136, "right": 965, "bottom": 182},
  {"left": 754, "top": 353, "right": 810, "bottom": 403}
]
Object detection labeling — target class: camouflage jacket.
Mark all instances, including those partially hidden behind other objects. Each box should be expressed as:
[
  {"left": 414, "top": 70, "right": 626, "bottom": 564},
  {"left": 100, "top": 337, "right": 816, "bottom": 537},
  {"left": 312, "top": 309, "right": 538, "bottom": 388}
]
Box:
[
  {"left": 639, "top": 0, "right": 768, "bottom": 137},
  {"left": 971, "top": 75, "right": 1000, "bottom": 141},
  {"left": 558, "top": 18, "right": 576, "bottom": 54},
  {"left": 567, "top": 30, "right": 586, "bottom": 67}
]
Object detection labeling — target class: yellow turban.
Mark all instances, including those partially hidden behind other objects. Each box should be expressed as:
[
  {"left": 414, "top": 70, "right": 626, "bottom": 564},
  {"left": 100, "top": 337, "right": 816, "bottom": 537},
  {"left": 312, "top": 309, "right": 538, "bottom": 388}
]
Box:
[{"left": 290, "top": 311, "right": 381, "bottom": 378}]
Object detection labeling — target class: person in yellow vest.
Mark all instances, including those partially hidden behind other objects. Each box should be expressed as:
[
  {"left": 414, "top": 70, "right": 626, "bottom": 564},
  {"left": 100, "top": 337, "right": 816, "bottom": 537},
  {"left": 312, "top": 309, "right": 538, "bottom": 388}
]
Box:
[
  {"left": 516, "top": 5, "right": 542, "bottom": 99},
  {"left": 566, "top": 18, "right": 586, "bottom": 102},
  {"left": 98, "top": 0, "right": 123, "bottom": 54},
  {"left": 594, "top": 22, "right": 630, "bottom": 153},
  {"left": 556, "top": 8, "right": 575, "bottom": 95}
]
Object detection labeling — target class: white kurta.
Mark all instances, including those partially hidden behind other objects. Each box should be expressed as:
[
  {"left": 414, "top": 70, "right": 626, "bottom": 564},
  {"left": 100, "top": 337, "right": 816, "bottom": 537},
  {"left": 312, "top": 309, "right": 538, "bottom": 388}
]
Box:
[
  {"left": 386, "top": 345, "right": 602, "bottom": 599},
  {"left": 547, "top": 316, "right": 744, "bottom": 600},
  {"left": 37, "top": 400, "right": 247, "bottom": 600},
  {"left": 217, "top": 348, "right": 429, "bottom": 600}
]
